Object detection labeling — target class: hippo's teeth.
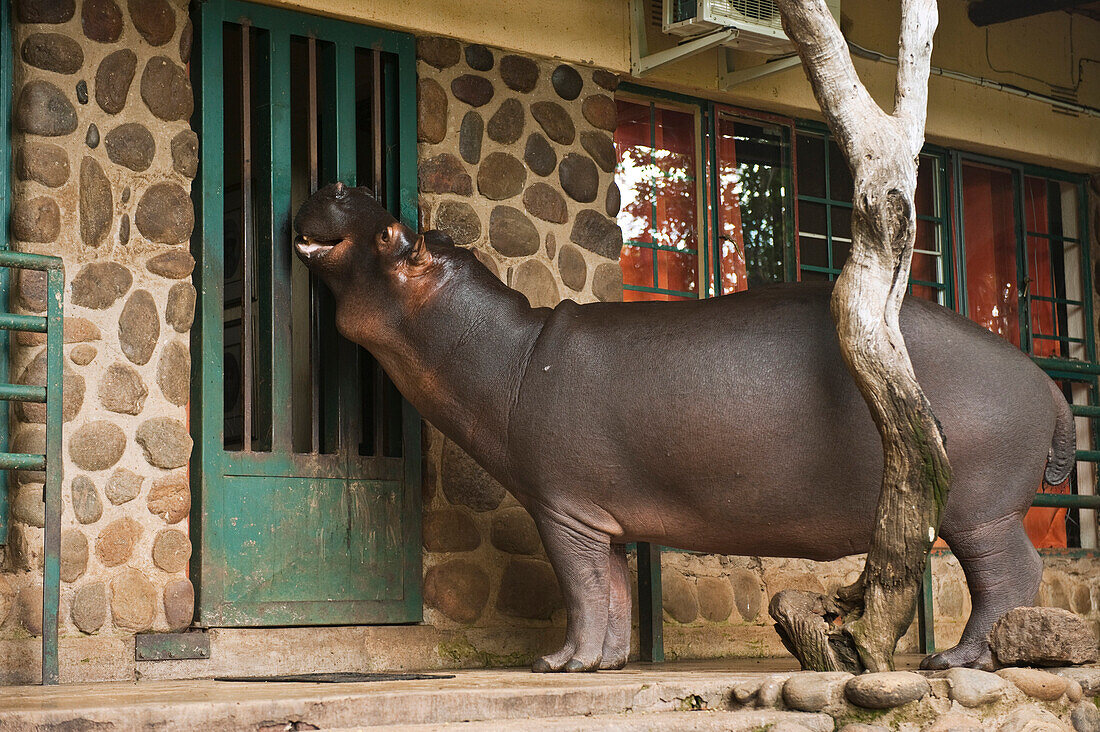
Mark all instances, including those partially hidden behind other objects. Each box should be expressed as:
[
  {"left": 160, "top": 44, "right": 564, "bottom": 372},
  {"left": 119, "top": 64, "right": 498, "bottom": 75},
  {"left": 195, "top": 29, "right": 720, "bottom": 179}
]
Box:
[{"left": 294, "top": 235, "right": 336, "bottom": 262}]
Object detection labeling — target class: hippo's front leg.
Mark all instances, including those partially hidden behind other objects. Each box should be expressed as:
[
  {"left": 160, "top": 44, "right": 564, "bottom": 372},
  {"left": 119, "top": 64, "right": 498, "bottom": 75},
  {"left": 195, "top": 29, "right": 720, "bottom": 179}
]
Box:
[
  {"left": 599, "top": 543, "right": 631, "bottom": 670},
  {"left": 530, "top": 511, "right": 610, "bottom": 673}
]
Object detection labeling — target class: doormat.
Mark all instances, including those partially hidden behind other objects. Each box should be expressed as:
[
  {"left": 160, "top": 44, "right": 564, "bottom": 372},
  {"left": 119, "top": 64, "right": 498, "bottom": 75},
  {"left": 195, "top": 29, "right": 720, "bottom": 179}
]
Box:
[{"left": 215, "top": 672, "right": 456, "bottom": 683}]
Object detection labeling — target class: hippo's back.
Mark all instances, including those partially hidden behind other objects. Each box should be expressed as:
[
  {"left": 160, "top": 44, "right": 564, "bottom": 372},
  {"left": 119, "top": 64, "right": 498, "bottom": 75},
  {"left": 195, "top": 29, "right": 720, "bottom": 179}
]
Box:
[{"left": 510, "top": 282, "right": 1058, "bottom": 559}]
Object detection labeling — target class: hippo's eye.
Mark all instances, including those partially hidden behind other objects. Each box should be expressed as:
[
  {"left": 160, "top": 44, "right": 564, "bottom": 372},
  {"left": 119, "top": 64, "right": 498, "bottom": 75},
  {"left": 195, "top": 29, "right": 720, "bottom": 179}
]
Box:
[{"left": 380, "top": 228, "right": 390, "bottom": 244}]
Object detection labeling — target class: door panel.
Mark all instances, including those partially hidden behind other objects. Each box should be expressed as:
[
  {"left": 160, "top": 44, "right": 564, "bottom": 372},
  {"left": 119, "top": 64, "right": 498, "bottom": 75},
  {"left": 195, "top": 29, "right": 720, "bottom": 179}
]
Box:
[{"left": 192, "top": 0, "right": 420, "bottom": 626}]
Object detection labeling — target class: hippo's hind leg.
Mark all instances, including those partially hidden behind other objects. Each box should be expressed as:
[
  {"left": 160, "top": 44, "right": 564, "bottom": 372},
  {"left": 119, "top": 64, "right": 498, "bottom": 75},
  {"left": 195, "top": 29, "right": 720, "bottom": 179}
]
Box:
[
  {"left": 921, "top": 513, "right": 1042, "bottom": 671},
  {"left": 530, "top": 511, "right": 610, "bottom": 673},
  {"left": 600, "top": 543, "right": 631, "bottom": 670}
]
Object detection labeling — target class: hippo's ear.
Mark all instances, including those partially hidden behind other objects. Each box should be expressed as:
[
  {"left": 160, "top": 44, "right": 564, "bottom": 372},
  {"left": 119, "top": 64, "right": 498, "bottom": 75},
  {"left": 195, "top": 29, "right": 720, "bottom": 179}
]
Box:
[{"left": 407, "top": 235, "right": 432, "bottom": 267}]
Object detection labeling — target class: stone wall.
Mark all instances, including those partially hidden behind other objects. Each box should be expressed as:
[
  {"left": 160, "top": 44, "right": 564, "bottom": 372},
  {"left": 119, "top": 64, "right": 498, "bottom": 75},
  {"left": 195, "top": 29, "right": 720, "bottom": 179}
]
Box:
[
  {"left": 0, "top": 0, "right": 195, "bottom": 669},
  {"left": 414, "top": 37, "right": 625, "bottom": 642}
]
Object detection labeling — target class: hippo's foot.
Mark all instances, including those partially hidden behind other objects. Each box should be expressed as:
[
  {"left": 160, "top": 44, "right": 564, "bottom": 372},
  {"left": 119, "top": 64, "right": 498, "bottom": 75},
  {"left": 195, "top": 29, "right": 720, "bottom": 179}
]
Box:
[
  {"left": 920, "top": 643, "right": 995, "bottom": 671},
  {"left": 532, "top": 646, "right": 602, "bottom": 673},
  {"left": 598, "top": 656, "right": 627, "bottom": 670}
]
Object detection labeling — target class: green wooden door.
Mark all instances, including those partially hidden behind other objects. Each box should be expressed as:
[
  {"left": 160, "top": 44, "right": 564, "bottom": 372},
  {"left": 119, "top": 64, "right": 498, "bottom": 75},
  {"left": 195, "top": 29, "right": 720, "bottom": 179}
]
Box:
[{"left": 191, "top": 0, "right": 421, "bottom": 626}]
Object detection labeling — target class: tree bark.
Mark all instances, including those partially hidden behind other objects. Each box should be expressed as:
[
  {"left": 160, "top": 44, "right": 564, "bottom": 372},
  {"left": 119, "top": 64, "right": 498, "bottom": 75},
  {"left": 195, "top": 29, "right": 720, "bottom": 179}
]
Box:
[{"left": 770, "top": 0, "right": 950, "bottom": 673}]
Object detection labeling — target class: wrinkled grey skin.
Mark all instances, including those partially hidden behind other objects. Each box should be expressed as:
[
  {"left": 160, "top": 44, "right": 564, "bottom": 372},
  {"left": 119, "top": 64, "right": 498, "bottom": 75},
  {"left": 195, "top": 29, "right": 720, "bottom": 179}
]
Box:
[{"left": 294, "top": 184, "right": 1075, "bottom": 673}]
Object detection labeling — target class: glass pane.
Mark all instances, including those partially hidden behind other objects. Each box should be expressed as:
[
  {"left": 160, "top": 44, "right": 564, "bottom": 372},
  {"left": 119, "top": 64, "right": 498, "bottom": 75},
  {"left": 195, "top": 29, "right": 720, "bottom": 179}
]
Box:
[
  {"left": 656, "top": 249, "right": 698, "bottom": 295},
  {"left": 962, "top": 162, "right": 1020, "bottom": 346},
  {"left": 910, "top": 284, "right": 941, "bottom": 302},
  {"left": 915, "top": 155, "right": 937, "bottom": 217},
  {"left": 1023, "top": 176, "right": 1050, "bottom": 235},
  {"left": 800, "top": 268, "right": 830, "bottom": 282},
  {"left": 914, "top": 217, "right": 939, "bottom": 254},
  {"left": 827, "top": 139, "right": 853, "bottom": 202},
  {"left": 799, "top": 200, "right": 826, "bottom": 236},
  {"left": 621, "top": 244, "right": 655, "bottom": 289},
  {"left": 799, "top": 237, "right": 829, "bottom": 269},
  {"left": 830, "top": 206, "right": 852, "bottom": 269},
  {"left": 623, "top": 289, "right": 694, "bottom": 302},
  {"left": 615, "top": 100, "right": 654, "bottom": 244},
  {"left": 796, "top": 133, "right": 825, "bottom": 199},
  {"left": 714, "top": 116, "right": 789, "bottom": 294}
]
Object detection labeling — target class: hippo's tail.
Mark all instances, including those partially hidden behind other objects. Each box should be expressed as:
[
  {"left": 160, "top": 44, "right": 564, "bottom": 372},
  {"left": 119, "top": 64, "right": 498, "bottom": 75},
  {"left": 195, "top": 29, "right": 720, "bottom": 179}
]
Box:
[{"left": 1045, "top": 379, "right": 1076, "bottom": 486}]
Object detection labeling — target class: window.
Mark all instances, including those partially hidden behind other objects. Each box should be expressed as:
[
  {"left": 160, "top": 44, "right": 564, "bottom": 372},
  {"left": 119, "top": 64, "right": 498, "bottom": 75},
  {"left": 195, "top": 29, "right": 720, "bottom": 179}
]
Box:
[
  {"left": 795, "top": 128, "right": 951, "bottom": 305},
  {"left": 612, "top": 87, "right": 1096, "bottom": 550}
]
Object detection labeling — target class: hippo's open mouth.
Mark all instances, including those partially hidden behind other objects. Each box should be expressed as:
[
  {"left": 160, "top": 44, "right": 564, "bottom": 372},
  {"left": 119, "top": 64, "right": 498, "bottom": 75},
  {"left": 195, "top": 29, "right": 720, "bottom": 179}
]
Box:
[{"left": 294, "top": 234, "right": 339, "bottom": 263}]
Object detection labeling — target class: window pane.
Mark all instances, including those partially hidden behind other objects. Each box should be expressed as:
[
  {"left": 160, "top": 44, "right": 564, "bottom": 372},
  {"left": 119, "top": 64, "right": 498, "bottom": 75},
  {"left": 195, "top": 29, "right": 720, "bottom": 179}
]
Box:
[
  {"left": 962, "top": 162, "right": 1020, "bottom": 346},
  {"left": 621, "top": 244, "right": 655, "bottom": 289},
  {"left": 915, "top": 155, "right": 937, "bottom": 217},
  {"left": 657, "top": 248, "right": 698, "bottom": 294},
  {"left": 615, "top": 100, "right": 655, "bottom": 244},
  {"left": 796, "top": 134, "right": 825, "bottom": 199},
  {"left": 715, "top": 116, "right": 789, "bottom": 294},
  {"left": 828, "top": 139, "right": 853, "bottom": 202},
  {"left": 1023, "top": 176, "right": 1051, "bottom": 235}
]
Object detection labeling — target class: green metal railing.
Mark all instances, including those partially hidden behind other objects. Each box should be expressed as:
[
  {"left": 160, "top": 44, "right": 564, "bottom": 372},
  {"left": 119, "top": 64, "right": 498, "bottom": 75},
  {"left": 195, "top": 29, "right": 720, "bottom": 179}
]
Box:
[{"left": 0, "top": 252, "right": 65, "bottom": 685}]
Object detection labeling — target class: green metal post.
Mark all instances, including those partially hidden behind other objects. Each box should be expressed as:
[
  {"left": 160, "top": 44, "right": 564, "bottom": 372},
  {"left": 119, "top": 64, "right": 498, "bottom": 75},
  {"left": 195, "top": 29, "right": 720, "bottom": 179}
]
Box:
[
  {"left": 917, "top": 552, "right": 935, "bottom": 655},
  {"left": 42, "top": 266, "right": 63, "bottom": 684},
  {"left": 637, "top": 542, "right": 664, "bottom": 662}
]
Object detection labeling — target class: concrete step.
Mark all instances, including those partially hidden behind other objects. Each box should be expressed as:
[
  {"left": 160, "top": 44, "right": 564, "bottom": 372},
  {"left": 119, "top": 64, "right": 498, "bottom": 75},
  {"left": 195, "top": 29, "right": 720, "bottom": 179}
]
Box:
[{"left": 346, "top": 710, "right": 834, "bottom": 731}]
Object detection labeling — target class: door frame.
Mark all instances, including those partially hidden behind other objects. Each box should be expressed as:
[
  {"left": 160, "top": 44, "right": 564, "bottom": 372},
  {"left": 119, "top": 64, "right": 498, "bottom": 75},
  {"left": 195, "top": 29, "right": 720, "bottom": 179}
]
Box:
[{"left": 189, "top": 0, "right": 421, "bottom": 626}]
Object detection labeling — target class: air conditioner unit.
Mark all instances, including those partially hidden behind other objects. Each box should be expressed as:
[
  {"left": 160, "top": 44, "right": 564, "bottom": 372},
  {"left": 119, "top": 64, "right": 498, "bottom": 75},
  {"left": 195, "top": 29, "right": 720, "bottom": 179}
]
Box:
[{"left": 663, "top": 0, "right": 841, "bottom": 56}]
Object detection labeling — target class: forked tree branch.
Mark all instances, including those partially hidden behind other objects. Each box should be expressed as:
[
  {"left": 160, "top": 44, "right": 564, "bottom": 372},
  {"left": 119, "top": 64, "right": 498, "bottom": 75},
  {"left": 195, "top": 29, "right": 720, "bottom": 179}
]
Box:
[{"left": 894, "top": 0, "right": 937, "bottom": 155}]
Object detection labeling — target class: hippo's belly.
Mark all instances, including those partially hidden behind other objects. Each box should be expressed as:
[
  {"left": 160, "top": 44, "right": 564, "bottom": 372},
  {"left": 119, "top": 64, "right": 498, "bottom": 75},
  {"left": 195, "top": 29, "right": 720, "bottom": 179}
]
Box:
[{"left": 508, "top": 283, "right": 1056, "bottom": 560}]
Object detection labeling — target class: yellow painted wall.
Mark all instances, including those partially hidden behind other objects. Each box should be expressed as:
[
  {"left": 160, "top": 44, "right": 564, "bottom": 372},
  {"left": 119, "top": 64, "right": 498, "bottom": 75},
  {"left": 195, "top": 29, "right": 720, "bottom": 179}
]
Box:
[{"left": 257, "top": 0, "right": 1100, "bottom": 172}]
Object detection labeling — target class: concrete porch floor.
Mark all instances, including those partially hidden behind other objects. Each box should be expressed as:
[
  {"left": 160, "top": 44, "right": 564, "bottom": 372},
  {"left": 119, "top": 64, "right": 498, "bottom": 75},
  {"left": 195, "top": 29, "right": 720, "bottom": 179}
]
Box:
[{"left": 0, "top": 657, "right": 929, "bottom": 731}]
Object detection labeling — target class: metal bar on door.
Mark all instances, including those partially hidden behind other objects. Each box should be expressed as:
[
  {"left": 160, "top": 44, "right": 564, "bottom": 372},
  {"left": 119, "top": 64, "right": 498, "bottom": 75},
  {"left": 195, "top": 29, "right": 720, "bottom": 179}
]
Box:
[
  {"left": 240, "top": 22, "right": 254, "bottom": 452},
  {"left": 372, "top": 50, "right": 385, "bottom": 457},
  {"left": 308, "top": 36, "right": 321, "bottom": 454}
]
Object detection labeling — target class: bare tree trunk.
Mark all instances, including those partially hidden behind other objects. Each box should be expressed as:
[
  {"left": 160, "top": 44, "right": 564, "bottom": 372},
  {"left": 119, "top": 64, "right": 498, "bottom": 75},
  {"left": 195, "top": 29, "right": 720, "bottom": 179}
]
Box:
[{"left": 769, "top": 0, "right": 950, "bottom": 673}]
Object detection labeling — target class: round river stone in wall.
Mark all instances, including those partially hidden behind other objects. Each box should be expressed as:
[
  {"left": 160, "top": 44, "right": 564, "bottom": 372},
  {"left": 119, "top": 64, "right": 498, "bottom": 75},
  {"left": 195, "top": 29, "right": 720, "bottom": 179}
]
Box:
[
  {"left": 592, "top": 69, "right": 619, "bottom": 91},
  {"left": 118, "top": 289, "right": 160, "bottom": 365},
  {"left": 136, "top": 182, "right": 194, "bottom": 244},
  {"left": 105, "top": 123, "right": 155, "bottom": 172},
  {"left": 136, "top": 417, "right": 193, "bottom": 469},
  {"left": 99, "top": 361, "right": 148, "bottom": 415},
  {"left": 166, "top": 281, "right": 197, "bottom": 332},
  {"left": 580, "top": 131, "right": 616, "bottom": 174},
  {"left": 441, "top": 439, "right": 505, "bottom": 512},
  {"left": 458, "top": 111, "right": 483, "bottom": 165},
  {"left": 95, "top": 516, "right": 141, "bottom": 567},
  {"left": 141, "top": 56, "right": 193, "bottom": 121},
  {"left": 422, "top": 509, "right": 481, "bottom": 553},
  {"left": 523, "top": 133, "right": 556, "bottom": 177},
  {"left": 15, "top": 80, "right": 77, "bottom": 136},
  {"left": 12, "top": 197, "right": 61, "bottom": 243},
  {"left": 60, "top": 529, "right": 89, "bottom": 583},
  {"left": 153, "top": 528, "right": 192, "bottom": 572},
  {"left": 531, "top": 101, "right": 575, "bottom": 145},
  {"left": 490, "top": 507, "right": 541, "bottom": 555},
  {"left": 477, "top": 152, "right": 526, "bottom": 201},
  {"left": 729, "top": 568, "right": 764, "bottom": 621},
  {"left": 157, "top": 340, "right": 190, "bottom": 406},
  {"left": 662, "top": 572, "right": 698, "bottom": 623},
  {"left": 434, "top": 200, "right": 481, "bottom": 246},
  {"left": 570, "top": 209, "right": 624, "bottom": 260},
  {"left": 990, "top": 606, "right": 1100, "bottom": 666},
  {"left": 417, "top": 78, "right": 447, "bottom": 145},
  {"left": 16, "top": 352, "right": 83, "bottom": 423},
  {"left": 696, "top": 576, "right": 735, "bottom": 622},
  {"left": 512, "top": 259, "right": 559, "bottom": 309},
  {"left": 70, "top": 421, "right": 126, "bottom": 472},
  {"left": 13, "top": 484, "right": 45, "bottom": 527},
  {"left": 523, "top": 183, "right": 567, "bottom": 224},
  {"left": 105, "top": 467, "right": 143, "bottom": 505},
  {"left": 551, "top": 64, "right": 582, "bottom": 100},
  {"left": 17, "top": 0, "right": 76, "bottom": 23},
  {"left": 487, "top": 98, "right": 524, "bottom": 145},
  {"left": 424, "top": 558, "right": 489, "bottom": 623},
  {"left": 592, "top": 262, "right": 623, "bottom": 303},
  {"left": 129, "top": 0, "right": 176, "bottom": 46},
  {"left": 163, "top": 578, "right": 194, "bottom": 630},
  {"left": 451, "top": 74, "right": 494, "bottom": 107},
  {"left": 18, "top": 586, "right": 44, "bottom": 636},
  {"left": 180, "top": 17, "right": 192, "bottom": 63},
  {"left": 559, "top": 153, "right": 598, "bottom": 203},
  {"left": 71, "top": 262, "right": 133, "bottom": 309},
  {"left": 79, "top": 157, "right": 113, "bottom": 247},
  {"left": 171, "top": 130, "right": 199, "bottom": 178},
  {"left": 147, "top": 472, "right": 190, "bottom": 524},
  {"left": 419, "top": 153, "right": 472, "bottom": 196},
  {"left": 71, "top": 475, "right": 103, "bottom": 524},
  {"left": 488, "top": 206, "right": 539, "bottom": 258},
  {"left": 496, "top": 558, "right": 562, "bottom": 620},
  {"left": 16, "top": 141, "right": 70, "bottom": 188},
  {"left": 941, "top": 668, "right": 1008, "bottom": 707},
  {"left": 500, "top": 54, "right": 539, "bottom": 93},
  {"left": 82, "top": 0, "right": 123, "bottom": 43},
  {"left": 86, "top": 123, "right": 100, "bottom": 150},
  {"left": 557, "top": 244, "right": 587, "bottom": 292},
  {"left": 464, "top": 44, "right": 493, "bottom": 71},
  {"left": 582, "top": 94, "right": 617, "bottom": 131},
  {"left": 416, "top": 36, "right": 461, "bottom": 70},
  {"left": 0, "top": 576, "right": 11, "bottom": 627},
  {"left": 845, "top": 671, "right": 930, "bottom": 709},
  {"left": 95, "top": 49, "right": 137, "bottom": 114},
  {"left": 22, "top": 33, "right": 84, "bottom": 74},
  {"left": 110, "top": 568, "right": 156, "bottom": 631},
  {"left": 13, "top": 426, "right": 46, "bottom": 484},
  {"left": 71, "top": 582, "right": 107, "bottom": 634},
  {"left": 70, "top": 344, "right": 97, "bottom": 366},
  {"left": 606, "top": 181, "right": 621, "bottom": 217},
  {"left": 146, "top": 249, "right": 195, "bottom": 279}
]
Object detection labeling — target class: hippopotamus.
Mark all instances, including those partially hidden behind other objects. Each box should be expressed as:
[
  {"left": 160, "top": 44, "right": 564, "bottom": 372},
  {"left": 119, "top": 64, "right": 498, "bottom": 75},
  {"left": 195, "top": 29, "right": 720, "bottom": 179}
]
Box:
[{"left": 293, "top": 182, "right": 1075, "bottom": 673}]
